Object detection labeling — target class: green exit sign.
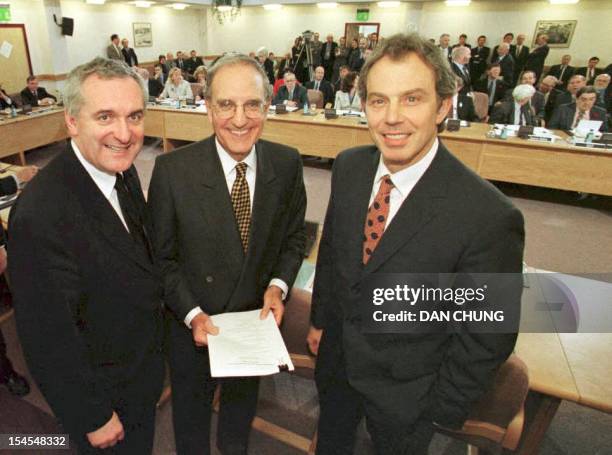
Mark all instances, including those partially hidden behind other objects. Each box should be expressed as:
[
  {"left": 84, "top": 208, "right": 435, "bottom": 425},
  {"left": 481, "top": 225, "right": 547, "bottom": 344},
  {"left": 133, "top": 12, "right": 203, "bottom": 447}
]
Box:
[
  {"left": 356, "top": 9, "right": 369, "bottom": 21},
  {"left": 0, "top": 4, "right": 11, "bottom": 22}
]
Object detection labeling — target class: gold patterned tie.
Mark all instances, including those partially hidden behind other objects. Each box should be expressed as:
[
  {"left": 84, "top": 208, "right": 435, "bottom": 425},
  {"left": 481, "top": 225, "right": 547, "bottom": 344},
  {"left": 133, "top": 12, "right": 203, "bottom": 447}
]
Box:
[{"left": 231, "top": 162, "right": 251, "bottom": 253}]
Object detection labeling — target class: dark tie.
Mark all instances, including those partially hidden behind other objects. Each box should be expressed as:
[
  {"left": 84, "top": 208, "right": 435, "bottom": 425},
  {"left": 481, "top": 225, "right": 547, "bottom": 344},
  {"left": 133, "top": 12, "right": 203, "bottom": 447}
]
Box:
[
  {"left": 488, "top": 80, "right": 496, "bottom": 105},
  {"left": 115, "top": 172, "right": 152, "bottom": 260},
  {"left": 363, "top": 175, "right": 394, "bottom": 264},
  {"left": 463, "top": 66, "right": 470, "bottom": 85},
  {"left": 315, "top": 81, "right": 320, "bottom": 91},
  {"left": 573, "top": 110, "right": 585, "bottom": 129},
  {"left": 231, "top": 162, "right": 251, "bottom": 253}
]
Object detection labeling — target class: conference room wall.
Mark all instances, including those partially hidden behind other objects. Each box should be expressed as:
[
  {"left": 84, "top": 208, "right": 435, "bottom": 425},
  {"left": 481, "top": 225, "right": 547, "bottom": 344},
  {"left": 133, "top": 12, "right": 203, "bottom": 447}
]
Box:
[{"left": 420, "top": 0, "right": 611, "bottom": 66}]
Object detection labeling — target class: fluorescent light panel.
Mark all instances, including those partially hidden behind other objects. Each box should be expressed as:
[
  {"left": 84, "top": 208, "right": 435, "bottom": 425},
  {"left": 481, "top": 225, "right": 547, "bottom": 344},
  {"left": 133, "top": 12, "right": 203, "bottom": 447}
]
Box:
[
  {"left": 133, "top": 1, "right": 154, "bottom": 7},
  {"left": 549, "top": 0, "right": 579, "bottom": 4},
  {"left": 317, "top": 2, "right": 338, "bottom": 9},
  {"left": 263, "top": 3, "right": 283, "bottom": 10},
  {"left": 445, "top": 0, "right": 471, "bottom": 6},
  {"left": 378, "top": 1, "right": 400, "bottom": 7},
  {"left": 86, "top": 0, "right": 105, "bottom": 4},
  {"left": 168, "top": 2, "right": 188, "bottom": 9},
  {"left": 217, "top": 4, "right": 232, "bottom": 11}
]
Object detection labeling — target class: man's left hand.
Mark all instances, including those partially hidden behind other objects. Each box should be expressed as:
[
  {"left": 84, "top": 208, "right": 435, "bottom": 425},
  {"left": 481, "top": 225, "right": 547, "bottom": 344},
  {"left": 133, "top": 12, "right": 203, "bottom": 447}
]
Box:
[{"left": 260, "top": 285, "right": 284, "bottom": 326}]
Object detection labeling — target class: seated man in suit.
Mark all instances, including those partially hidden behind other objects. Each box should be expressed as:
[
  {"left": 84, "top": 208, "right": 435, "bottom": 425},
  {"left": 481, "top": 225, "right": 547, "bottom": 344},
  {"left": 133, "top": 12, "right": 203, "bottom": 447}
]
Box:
[
  {"left": 575, "top": 56, "right": 603, "bottom": 85},
  {"left": 473, "top": 63, "right": 508, "bottom": 114},
  {"left": 490, "top": 84, "right": 539, "bottom": 126},
  {"left": 548, "top": 86, "right": 608, "bottom": 132},
  {"left": 450, "top": 46, "right": 472, "bottom": 95},
  {"left": 593, "top": 74, "right": 611, "bottom": 115},
  {"left": 505, "top": 71, "right": 545, "bottom": 123},
  {"left": 555, "top": 74, "right": 586, "bottom": 108},
  {"left": 308, "top": 33, "right": 524, "bottom": 455},
  {"left": 273, "top": 71, "right": 308, "bottom": 108},
  {"left": 305, "top": 66, "right": 334, "bottom": 107},
  {"left": 450, "top": 76, "right": 478, "bottom": 122},
  {"left": 547, "top": 54, "right": 574, "bottom": 91},
  {"left": 538, "top": 75, "right": 563, "bottom": 124},
  {"left": 149, "top": 53, "right": 306, "bottom": 455},
  {"left": 20, "top": 76, "right": 57, "bottom": 107},
  {"left": 491, "top": 42, "right": 515, "bottom": 86},
  {"left": 334, "top": 65, "right": 350, "bottom": 93}
]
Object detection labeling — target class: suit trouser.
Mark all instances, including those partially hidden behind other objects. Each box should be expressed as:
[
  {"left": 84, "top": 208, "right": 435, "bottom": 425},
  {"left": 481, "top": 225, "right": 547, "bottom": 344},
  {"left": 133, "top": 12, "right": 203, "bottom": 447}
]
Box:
[
  {"left": 168, "top": 319, "right": 259, "bottom": 455},
  {"left": 315, "top": 330, "right": 435, "bottom": 455}
]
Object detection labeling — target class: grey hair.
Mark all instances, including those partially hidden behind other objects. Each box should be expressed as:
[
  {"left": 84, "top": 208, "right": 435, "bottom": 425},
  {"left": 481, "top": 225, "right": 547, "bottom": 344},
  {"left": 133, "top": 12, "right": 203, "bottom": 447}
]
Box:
[
  {"left": 63, "top": 57, "right": 146, "bottom": 117},
  {"left": 512, "top": 84, "right": 536, "bottom": 102},
  {"left": 204, "top": 53, "right": 273, "bottom": 101},
  {"left": 451, "top": 45, "right": 470, "bottom": 61},
  {"left": 498, "top": 42, "right": 510, "bottom": 51},
  {"left": 256, "top": 46, "right": 267, "bottom": 57}
]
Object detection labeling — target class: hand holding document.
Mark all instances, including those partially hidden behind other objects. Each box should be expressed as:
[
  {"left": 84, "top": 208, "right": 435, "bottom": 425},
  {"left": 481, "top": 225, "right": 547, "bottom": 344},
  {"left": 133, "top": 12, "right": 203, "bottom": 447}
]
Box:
[{"left": 207, "top": 310, "right": 294, "bottom": 378}]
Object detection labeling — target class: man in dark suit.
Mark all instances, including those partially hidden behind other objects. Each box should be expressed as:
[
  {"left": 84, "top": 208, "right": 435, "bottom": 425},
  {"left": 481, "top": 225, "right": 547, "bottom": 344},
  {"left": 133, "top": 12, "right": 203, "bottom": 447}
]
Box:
[
  {"left": 450, "top": 77, "right": 478, "bottom": 122},
  {"left": 8, "top": 58, "right": 164, "bottom": 454},
  {"left": 452, "top": 33, "right": 471, "bottom": 50},
  {"left": 185, "top": 49, "right": 205, "bottom": 75},
  {"left": 438, "top": 33, "right": 452, "bottom": 61},
  {"left": 20, "top": 76, "right": 57, "bottom": 107},
  {"left": 256, "top": 47, "right": 275, "bottom": 85},
  {"left": 306, "top": 66, "right": 335, "bottom": 106},
  {"left": 149, "top": 54, "right": 306, "bottom": 455},
  {"left": 120, "top": 38, "right": 138, "bottom": 67},
  {"left": 334, "top": 65, "right": 350, "bottom": 94},
  {"left": 450, "top": 46, "right": 472, "bottom": 95},
  {"left": 512, "top": 34, "right": 530, "bottom": 83},
  {"left": 273, "top": 71, "right": 308, "bottom": 108},
  {"left": 308, "top": 33, "right": 524, "bottom": 455},
  {"left": 473, "top": 63, "right": 508, "bottom": 113},
  {"left": 348, "top": 38, "right": 367, "bottom": 72},
  {"left": 175, "top": 51, "right": 188, "bottom": 73},
  {"left": 575, "top": 56, "right": 603, "bottom": 85},
  {"left": 549, "top": 86, "right": 608, "bottom": 132},
  {"left": 537, "top": 75, "right": 563, "bottom": 124},
  {"left": 505, "top": 71, "right": 544, "bottom": 122},
  {"left": 321, "top": 34, "right": 338, "bottom": 81},
  {"left": 524, "top": 34, "right": 550, "bottom": 82},
  {"left": 547, "top": 54, "right": 575, "bottom": 90},
  {"left": 491, "top": 32, "right": 514, "bottom": 63},
  {"left": 491, "top": 42, "right": 515, "bottom": 85},
  {"left": 490, "top": 84, "right": 539, "bottom": 126},
  {"left": 554, "top": 74, "right": 586, "bottom": 109},
  {"left": 470, "top": 35, "right": 490, "bottom": 83}
]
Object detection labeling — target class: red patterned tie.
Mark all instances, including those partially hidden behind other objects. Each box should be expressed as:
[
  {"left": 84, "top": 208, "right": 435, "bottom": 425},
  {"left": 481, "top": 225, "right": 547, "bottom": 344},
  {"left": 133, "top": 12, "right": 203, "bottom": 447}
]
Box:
[{"left": 363, "top": 175, "right": 394, "bottom": 264}]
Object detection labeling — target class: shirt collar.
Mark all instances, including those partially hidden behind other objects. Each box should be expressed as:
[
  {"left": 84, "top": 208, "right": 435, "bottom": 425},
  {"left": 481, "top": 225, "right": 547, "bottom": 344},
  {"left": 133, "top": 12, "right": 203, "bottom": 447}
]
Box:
[
  {"left": 71, "top": 139, "right": 118, "bottom": 199},
  {"left": 374, "top": 137, "right": 438, "bottom": 199},
  {"left": 215, "top": 137, "right": 257, "bottom": 177}
]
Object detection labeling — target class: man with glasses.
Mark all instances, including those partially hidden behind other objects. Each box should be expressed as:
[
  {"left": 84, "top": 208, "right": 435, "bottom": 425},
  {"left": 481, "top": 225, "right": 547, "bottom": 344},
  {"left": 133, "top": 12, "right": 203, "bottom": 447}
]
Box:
[{"left": 149, "top": 54, "right": 306, "bottom": 455}]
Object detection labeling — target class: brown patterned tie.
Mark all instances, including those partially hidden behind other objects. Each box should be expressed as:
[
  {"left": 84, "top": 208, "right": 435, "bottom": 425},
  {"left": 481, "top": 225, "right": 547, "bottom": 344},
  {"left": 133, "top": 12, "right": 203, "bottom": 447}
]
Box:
[
  {"left": 231, "top": 162, "right": 250, "bottom": 253},
  {"left": 363, "top": 175, "right": 394, "bottom": 264}
]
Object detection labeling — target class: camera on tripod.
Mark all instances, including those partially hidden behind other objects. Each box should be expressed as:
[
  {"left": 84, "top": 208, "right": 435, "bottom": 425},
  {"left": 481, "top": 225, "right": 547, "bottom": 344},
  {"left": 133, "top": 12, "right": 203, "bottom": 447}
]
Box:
[{"left": 302, "top": 30, "right": 314, "bottom": 43}]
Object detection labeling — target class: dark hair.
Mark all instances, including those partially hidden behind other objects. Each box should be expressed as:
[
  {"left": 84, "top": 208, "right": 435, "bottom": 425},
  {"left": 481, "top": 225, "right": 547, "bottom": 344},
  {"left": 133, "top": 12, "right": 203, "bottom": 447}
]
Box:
[
  {"left": 158, "top": 55, "right": 166, "bottom": 61},
  {"left": 26, "top": 75, "right": 37, "bottom": 83},
  {"left": 478, "top": 35, "right": 486, "bottom": 40},
  {"left": 504, "top": 33, "right": 514, "bottom": 39},
  {"left": 576, "top": 86, "right": 597, "bottom": 98},
  {"left": 340, "top": 71, "right": 358, "bottom": 92},
  {"left": 110, "top": 34, "right": 118, "bottom": 41},
  {"left": 487, "top": 63, "right": 501, "bottom": 71},
  {"left": 589, "top": 56, "right": 600, "bottom": 62},
  {"left": 459, "top": 34, "right": 467, "bottom": 39},
  {"left": 358, "top": 33, "right": 455, "bottom": 105}
]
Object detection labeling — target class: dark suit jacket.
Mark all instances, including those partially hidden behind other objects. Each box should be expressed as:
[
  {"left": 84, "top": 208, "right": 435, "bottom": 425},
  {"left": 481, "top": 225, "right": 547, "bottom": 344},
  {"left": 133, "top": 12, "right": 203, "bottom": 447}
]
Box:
[
  {"left": 547, "top": 64, "right": 575, "bottom": 89},
  {"left": 185, "top": 56, "right": 204, "bottom": 74},
  {"left": 492, "top": 54, "right": 515, "bottom": 85},
  {"left": 0, "top": 89, "right": 14, "bottom": 109},
  {"left": 548, "top": 103, "right": 608, "bottom": 132},
  {"left": 121, "top": 47, "right": 138, "bottom": 67},
  {"left": 470, "top": 46, "right": 490, "bottom": 81},
  {"left": 554, "top": 90, "right": 575, "bottom": 110},
  {"left": 148, "top": 135, "right": 306, "bottom": 321},
  {"left": 543, "top": 88, "right": 563, "bottom": 123},
  {"left": 348, "top": 48, "right": 365, "bottom": 72},
  {"left": 489, "top": 100, "right": 538, "bottom": 126},
  {"left": 273, "top": 84, "right": 308, "bottom": 108},
  {"left": 20, "top": 87, "right": 57, "bottom": 107},
  {"left": 263, "top": 58, "right": 275, "bottom": 85},
  {"left": 451, "top": 62, "right": 472, "bottom": 95},
  {"left": 311, "top": 143, "right": 524, "bottom": 429},
  {"left": 148, "top": 78, "right": 164, "bottom": 98},
  {"left": 524, "top": 45, "right": 550, "bottom": 80},
  {"left": 455, "top": 95, "right": 479, "bottom": 122},
  {"left": 574, "top": 67, "right": 603, "bottom": 85},
  {"left": 8, "top": 147, "right": 164, "bottom": 436},
  {"left": 512, "top": 45, "right": 530, "bottom": 74},
  {"left": 531, "top": 91, "right": 546, "bottom": 121},
  {"left": 473, "top": 78, "right": 508, "bottom": 106},
  {"left": 305, "top": 79, "right": 334, "bottom": 106},
  {"left": 320, "top": 41, "right": 338, "bottom": 66},
  {"left": 0, "top": 175, "right": 17, "bottom": 196}
]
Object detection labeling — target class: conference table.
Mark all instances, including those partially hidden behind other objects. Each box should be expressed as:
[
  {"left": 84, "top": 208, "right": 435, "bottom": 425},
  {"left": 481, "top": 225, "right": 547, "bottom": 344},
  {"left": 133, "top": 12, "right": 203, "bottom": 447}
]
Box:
[{"left": 144, "top": 105, "right": 612, "bottom": 197}]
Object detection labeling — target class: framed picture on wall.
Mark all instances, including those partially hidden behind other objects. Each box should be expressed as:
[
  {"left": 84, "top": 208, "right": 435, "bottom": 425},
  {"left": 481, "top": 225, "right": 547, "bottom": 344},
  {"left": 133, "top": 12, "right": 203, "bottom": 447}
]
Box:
[
  {"left": 133, "top": 22, "right": 152, "bottom": 48},
  {"left": 533, "top": 20, "right": 577, "bottom": 48}
]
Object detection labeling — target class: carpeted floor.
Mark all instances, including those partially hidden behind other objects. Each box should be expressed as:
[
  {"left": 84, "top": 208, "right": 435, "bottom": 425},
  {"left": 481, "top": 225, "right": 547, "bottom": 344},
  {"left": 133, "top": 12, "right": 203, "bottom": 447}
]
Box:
[{"left": 1, "top": 139, "right": 611, "bottom": 454}]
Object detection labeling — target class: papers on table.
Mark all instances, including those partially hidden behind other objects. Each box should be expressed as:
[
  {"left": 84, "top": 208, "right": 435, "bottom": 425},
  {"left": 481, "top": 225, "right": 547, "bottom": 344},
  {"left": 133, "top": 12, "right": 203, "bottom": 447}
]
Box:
[
  {"left": 269, "top": 105, "right": 298, "bottom": 113},
  {"left": 335, "top": 109, "right": 365, "bottom": 118},
  {"left": 207, "top": 310, "right": 294, "bottom": 377},
  {"left": 574, "top": 120, "right": 603, "bottom": 138}
]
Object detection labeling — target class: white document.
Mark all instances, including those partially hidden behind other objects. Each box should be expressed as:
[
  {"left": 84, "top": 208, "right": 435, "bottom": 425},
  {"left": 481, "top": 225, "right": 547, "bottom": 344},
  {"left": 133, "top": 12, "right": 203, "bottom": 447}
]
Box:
[
  {"left": 575, "top": 119, "right": 603, "bottom": 137},
  {"left": 269, "top": 105, "right": 298, "bottom": 112},
  {"left": 0, "top": 41, "right": 12, "bottom": 59},
  {"left": 207, "top": 310, "right": 294, "bottom": 378}
]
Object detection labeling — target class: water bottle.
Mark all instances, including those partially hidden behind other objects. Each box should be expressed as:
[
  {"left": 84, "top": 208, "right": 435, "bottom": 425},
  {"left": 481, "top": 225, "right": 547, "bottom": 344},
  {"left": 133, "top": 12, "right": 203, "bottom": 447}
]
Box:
[
  {"left": 585, "top": 129, "right": 594, "bottom": 143},
  {"left": 500, "top": 125, "right": 508, "bottom": 139},
  {"left": 303, "top": 103, "right": 309, "bottom": 115},
  {"left": 10, "top": 104, "right": 17, "bottom": 118}
]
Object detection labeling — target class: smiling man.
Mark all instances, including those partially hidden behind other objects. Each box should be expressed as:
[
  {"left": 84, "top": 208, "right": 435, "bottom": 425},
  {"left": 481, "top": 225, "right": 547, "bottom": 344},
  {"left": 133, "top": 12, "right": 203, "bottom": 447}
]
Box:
[
  {"left": 307, "top": 34, "right": 524, "bottom": 454},
  {"left": 148, "top": 54, "right": 306, "bottom": 455},
  {"left": 8, "top": 58, "right": 164, "bottom": 454}
]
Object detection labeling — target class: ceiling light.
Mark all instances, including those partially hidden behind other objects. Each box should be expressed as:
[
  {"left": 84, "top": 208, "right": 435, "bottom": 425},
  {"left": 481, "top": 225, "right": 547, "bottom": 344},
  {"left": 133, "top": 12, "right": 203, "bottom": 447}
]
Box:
[
  {"left": 445, "top": 0, "right": 471, "bottom": 6},
  {"left": 132, "top": 1, "right": 154, "bottom": 7},
  {"left": 86, "top": 0, "right": 106, "bottom": 4},
  {"left": 378, "top": 1, "right": 400, "bottom": 7},
  {"left": 169, "top": 2, "right": 189, "bottom": 9},
  {"left": 216, "top": 5, "right": 232, "bottom": 11},
  {"left": 549, "top": 0, "right": 579, "bottom": 4},
  {"left": 262, "top": 3, "right": 283, "bottom": 10},
  {"left": 317, "top": 2, "right": 338, "bottom": 9}
]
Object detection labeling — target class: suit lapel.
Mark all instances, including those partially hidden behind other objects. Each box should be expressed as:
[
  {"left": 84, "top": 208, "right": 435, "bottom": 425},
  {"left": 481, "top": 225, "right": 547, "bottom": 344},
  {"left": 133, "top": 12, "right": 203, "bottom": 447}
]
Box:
[
  {"left": 196, "top": 137, "right": 245, "bottom": 275},
  {"left": 363, "top": 145, "right": 450, "bottom": 275},
  {"left": 63, "top": 147, "right": 152, "bottom": 273}
]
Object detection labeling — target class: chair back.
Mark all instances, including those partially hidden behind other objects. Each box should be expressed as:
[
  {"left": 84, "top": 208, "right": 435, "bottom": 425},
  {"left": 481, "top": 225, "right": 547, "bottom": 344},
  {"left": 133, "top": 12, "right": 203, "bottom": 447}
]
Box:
[
  {"left": 307, "top": 89, "right": 324, "bottom": 109},
  {"left": 190, "top": 82, "right": 204, "bottom": 98},
  {"left": 472, "top": 91, "right": 489, "bottom": 120}
]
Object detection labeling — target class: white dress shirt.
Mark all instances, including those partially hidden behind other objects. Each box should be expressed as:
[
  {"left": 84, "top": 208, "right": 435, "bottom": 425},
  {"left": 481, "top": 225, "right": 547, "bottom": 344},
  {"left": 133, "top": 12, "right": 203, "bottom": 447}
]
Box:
[
  {"left": 183, "top": 139, "right": 289, "bottom": 328},
  {"left": 71, "top": 140, "right": 129, "bottom": 231},
  {"left": 369, "top": 138, "right": 438, "bottom": 227}
]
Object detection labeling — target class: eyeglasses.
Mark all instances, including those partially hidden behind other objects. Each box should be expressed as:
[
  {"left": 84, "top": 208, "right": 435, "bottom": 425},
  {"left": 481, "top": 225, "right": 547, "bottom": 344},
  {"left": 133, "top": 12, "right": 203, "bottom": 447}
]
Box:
[{"left": 211, "top": 99, "right": 267, "bottom": 119}]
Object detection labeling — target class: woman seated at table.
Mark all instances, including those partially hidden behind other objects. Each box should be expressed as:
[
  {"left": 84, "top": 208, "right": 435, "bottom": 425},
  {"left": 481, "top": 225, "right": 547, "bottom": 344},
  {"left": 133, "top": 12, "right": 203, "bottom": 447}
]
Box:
[
  {"left": 159, "top": 67, "right": 193, "bottom": 101},
  {"left": 192, "top": 66, "right": 208, "bottom": 101},
  {"left": 334, "top": 72, "right": 361, "bottom": 111},
  {"left": 489, "top": 84, "right": 538, "bottom": 127}
]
